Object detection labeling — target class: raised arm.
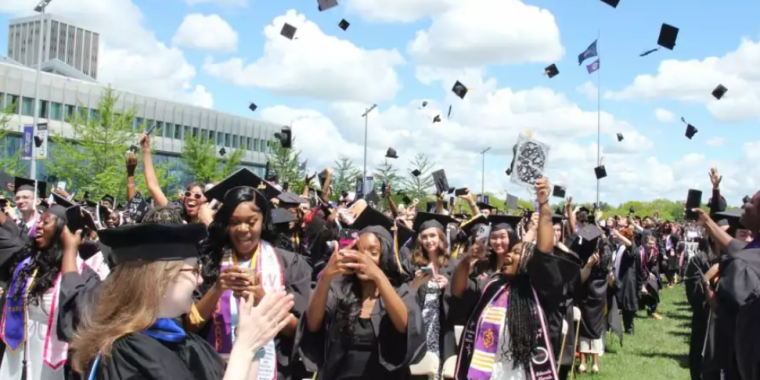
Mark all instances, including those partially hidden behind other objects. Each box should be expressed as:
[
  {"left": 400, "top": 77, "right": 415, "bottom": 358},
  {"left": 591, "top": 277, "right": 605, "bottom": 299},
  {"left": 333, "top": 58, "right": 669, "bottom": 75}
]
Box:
[{"left": 138, "top": 133, "right": 169, "bottom": 207}]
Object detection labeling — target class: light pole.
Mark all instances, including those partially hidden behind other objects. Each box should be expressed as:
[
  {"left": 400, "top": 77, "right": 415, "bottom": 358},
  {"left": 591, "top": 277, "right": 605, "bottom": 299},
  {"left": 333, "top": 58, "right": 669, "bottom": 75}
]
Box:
[
  {"left": 480, "top": 147, "right": 491, "bottom": 197},
  {"left": 361, "top": 104, "right": 377, "bottom": 196},
  {"left": 30, "top": 0, "right": 52, "bottom": 180}
]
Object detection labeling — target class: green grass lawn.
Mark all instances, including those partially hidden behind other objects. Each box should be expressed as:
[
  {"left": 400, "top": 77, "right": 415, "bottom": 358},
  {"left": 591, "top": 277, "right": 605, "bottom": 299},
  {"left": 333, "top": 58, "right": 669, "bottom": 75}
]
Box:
[{"left": 574, "top": 286, "right": 692, "bottom": 380}]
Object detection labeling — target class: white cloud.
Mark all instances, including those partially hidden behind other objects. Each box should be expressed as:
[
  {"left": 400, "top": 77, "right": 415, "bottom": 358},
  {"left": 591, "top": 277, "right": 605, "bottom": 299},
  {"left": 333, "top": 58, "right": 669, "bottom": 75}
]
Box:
[
  {"left": 185, "top": 0, "right": 247, "bottom": 7},
  {"left": 172, "top": 14, "right": 238, "bottom": 52},
  {"left": 576, "top": 81, "right": 598, "bottom": 100},
  {"left": 706, "top": 137, "right": 725, "bottom": 147},
  {"left": 202, "top": 9, "right": 405, "bottom": 103},
  {"left": 655, "top": 108, "right": 676, "bottom": 123},
  {"left": 344, "top": 0, "right": 457, "bottom": 23},
  {"left": 606, "top": 35, "right": 760, "bottom": 122},
  {"left": 1, "top": 0, "right": 214, "bottom": 108},
  {"left": 407, "top": 0, "right": 564, "bottom": 68}
]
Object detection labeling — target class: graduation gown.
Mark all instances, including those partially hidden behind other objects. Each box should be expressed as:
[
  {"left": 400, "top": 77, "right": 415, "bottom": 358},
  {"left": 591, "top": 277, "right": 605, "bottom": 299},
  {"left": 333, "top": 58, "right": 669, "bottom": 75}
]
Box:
[
  {"left": 578, "top": 244, "right": 612, "bottom": 340},
  {"left": 93, "top": 332, "right": 224, "bottom": 380},
  {"left": 683, "top": 250, "right": 713, "bottom": 380},
  {"left": 57, "top": 266, "right": 104, "bottom": 342},
  {"left": 615, "top": 244, "right": 642, "bottom": 312},
  {"left": 295, "top": 281, "right": 426, "bottom": 380}
]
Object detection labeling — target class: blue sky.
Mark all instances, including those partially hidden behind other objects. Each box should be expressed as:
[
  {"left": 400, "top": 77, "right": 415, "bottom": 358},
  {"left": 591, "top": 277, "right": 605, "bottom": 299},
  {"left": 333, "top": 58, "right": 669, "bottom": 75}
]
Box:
[{"left": 1, "top": 0, "right": 758, "bottom": 205}]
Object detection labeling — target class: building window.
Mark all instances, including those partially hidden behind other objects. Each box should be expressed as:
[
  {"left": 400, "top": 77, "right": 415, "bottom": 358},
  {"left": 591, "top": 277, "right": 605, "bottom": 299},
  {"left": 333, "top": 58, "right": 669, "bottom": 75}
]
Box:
[
  {"left": 192, "top": 127, "right": 198, "bottom": 138},
  {"left": 156, "top": 121, "right": 164, "bottom": 137},
  {"left": 7, "top": 95, "right": 19, "bottom": 114},
  {"left": 246, "top": 137, "right": 252, "bottom": 150},
  {"left": 21, "top": 97, "right": 34, "bottom": 116},
  {"left": 174, "top": 124, "right": 182, "bottom": 140},
  {"left": 50, "top": 102, "right": 62, "bottom": 120},
  {"left": 38, "top": 100, "right": 48, "bottom": 119},
  {"left": 145, "top": 119, "right": 153, "bottom": 132},
  {"left": 253, "top": 138, "right": 260, "bottom": 152},
  {"left": 217, "top": 131, "right": 223, "bottom": 146},
  {"left": 78, "top": 107, "right": 88, "bottom": 121},
  {"left": 65, "top": 104, "right": 75, "bottom": 120},
  {"left": 164, "top": 123, "right": 173, "bottom": 138},
  {"left": 135, "top": 117, "right": 144, "bottom": 130},
  {"left": 208, "top": 130, "right": 214, "bottom": 143},
  {"left": 233, "top": 135, "right": 239, "bottom": 148},
  {"left": 90, "top": 109, "right": 99, "bottom": 122},
  {"left": 225, "top": 133, "right": 231, "bottom": 147}
]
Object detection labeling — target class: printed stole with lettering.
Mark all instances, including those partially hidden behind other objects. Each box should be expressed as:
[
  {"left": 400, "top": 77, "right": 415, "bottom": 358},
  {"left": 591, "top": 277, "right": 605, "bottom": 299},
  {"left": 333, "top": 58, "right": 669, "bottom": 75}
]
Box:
[
  {"left": 207, "top": 240, "right": 283, "bottom": 380},
  {"left": 455, "top": 276, "right": 558, "bottom": 380}
]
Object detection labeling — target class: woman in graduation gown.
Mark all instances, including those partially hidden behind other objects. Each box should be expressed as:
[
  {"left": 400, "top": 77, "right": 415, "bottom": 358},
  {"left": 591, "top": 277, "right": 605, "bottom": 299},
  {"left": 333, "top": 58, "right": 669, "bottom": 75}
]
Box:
[
  {"left": 609, "top": 227, "right": 640, "bottom": 334},
  {"left": 407, "top": 212, "right": 460, "bottom": 380},
  {"left": 70, "top": 223, "right": 295, "bottom": 380},
  {"left": 296, "top": 206, "right": 426, "bottom": 380},
  {"left": 577, "top": 240, "right": 612, "bottom": 374},
  {"left": 451, "top": 178, "right": 580, "bottom": 380},
  {"left": 191, "top": 175, "right": 313, "bottom": 380},
  {"left": 639, "top": 234, "right": 663, "bottom": 320}
]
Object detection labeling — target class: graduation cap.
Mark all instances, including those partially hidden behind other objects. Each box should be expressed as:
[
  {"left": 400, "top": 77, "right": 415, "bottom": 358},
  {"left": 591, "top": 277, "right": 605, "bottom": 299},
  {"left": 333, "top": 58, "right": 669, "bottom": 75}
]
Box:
[
  {"left": 14, "top": 177, "right": 46, "bottom": 197},
  {"left": 317, "top": 0, "right": 338, "bottom": 11},
  {"left": 101, "top": 194, "right": 115, "bottom": 205},
  {"left": 411, "top": 169, "right": 422, "bottom": 177},
  {"left": 351, "top": 206, "right": 414, "bottom": 249},
  {"left": 37, "top": 200, "right": 50, "bottom": 213},
  {"left": 552, "top": 185, "right": 566, "bottom": 198},
  {"left": 657, "top": 23, "right": 679, "bottom": 50},
  {"left": 277, "top": 192, "right": 304, "bottom": 208},
  {"left": 451, "top": 81, "right": 468, "bottom": 99},
  {"left": 432, "top": 115, "right": 442, "bottom": 123},
  {"left": 402, "top": 195, "right": 412, "bottom": 205},
  {"left": 385, "top": 148, "right": 398, "bottom": 159},
  {"left": 275, "top": 127, "right": 292, "bottom": 149},
  {"left": 506, "top": 194, "right": 518, "bottom": 210},
  {"left": 488, "top": 214, "right": 521, "bottom": 230},
  {"left": 714, "top": 210, "right": 745, "bottom": 236},
  {"left": 476, "top": 201, "right": 496, "bottom": 211},
  {"left": 271, "top": 208, "right": 294, "bottom": 225},
  {"left": 34, "top": 136, "right": 44, "bottom": 148},
  {"left": 569, "top": 224, "right": 603, "bottom": 261},
  {"left": 47, "top": 204, "right": 67, "bottom": 223},
  {"left": 544, "top": 64, "right": 559, "bottom": 78},
  {"left": 552, "top": 210, "right": 565, "bottom": 224},
  {"left": 459, "top": 214, "right": 489, "bottom": 236},
  {"left": 51, "top": 192, "right": 74, "bottom": 208},
  {"left": 712, "top": 84, "right": 727, "bottom": 100},
  {"left": 431, "top": 169, "right": 450, "bottom": 195},
  {"left": 413, "top": 212, "right": 457, "bottom": 232},
  {"left": 66, "top": 205, "right": 98, "bottom": 232},
  {"left": 338, "top": 19, "right": 350, "bottom": 31},
  {"left": 617, "top": 133, "right": 624, "bottom": 142},
  {"left": 681, "top": 117, "right": 698, "bottom": 139},
  {"left": 281, "top": 23, "right": 297, "bottom": 40},
  {"left": 447, "top": 105, "right": 452, "bottom": 119},
  {"left": 599, "top": 0, "right": 619, "bottom": 7},
  {"left": 99, "top": 223, "right": 207, "bottom": 263},
  {"left": 249, "top": 103, "right": 257, "bottom": 112},
  {"left": 594, "top": 165, "right": 607, "bottom": 180},
  {"left": 219, "top": 147, "right": 227, "bottom": 156},
  {"left": 205, "top": 168, "right": 282, "bottom": 202}
]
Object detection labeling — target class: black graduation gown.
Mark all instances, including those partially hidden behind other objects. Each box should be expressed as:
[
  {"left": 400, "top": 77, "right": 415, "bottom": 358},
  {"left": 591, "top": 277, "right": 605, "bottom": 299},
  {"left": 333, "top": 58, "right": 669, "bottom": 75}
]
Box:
[
  {"left": 295, "top": 281, "right": 426, "bottom": 380},
  {"left": 0, "top": 218, "right": 29, "bottom": 359},
  {"left": 717, "top": 244, "right": 760, "bottom": 380},
  {"left": 640, "top": 246, "right": 661, "bottom": 307},
  {"left": 614, "top": 244, "right": 642, "bottom": 312},
  {"left": 57, "top": 266, "right": 104, "bottom": 342},
  {"left": 94, "top": 332, "right": 225, "bottom": 380},
  {"left": 578, "top": 243, "right": 612, "bottom": 341},
  {"left": 683, "top": 250, "right": 713, "bottom": 380},
  {"left": 195, "top": 247, "right": 312, "bottom": 380}
]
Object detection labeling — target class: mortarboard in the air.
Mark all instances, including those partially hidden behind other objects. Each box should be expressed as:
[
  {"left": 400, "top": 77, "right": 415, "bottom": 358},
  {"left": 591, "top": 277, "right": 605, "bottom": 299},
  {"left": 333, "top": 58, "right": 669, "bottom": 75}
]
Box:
[
  {"left": 277, "top": 192, "right": 304, "bottom": 208},
  {"left": 506, "top": 194, "right": 518, "bottom": 210},
  {"left": 476, "top": 201, "right": 496, "bottom": 210},
  {"left": 599, "top": 0, "right": 619, "bottom": 7},
  {"left": 99, "top": 223, "right": 207, "bottom": 263},
  {"left": 14, "top": 177, "right": 46, "bottom": 197},
  {"left": 431, "top": 169, "right": 450, "bottom": 195},
  {"left": 411, "top": 169, "right": 422, "bottom": 177},
  {"left": 52, "top": 192, "right": 74, "bottom": 208},
  {"left": 617, "top": 133, "right": 624, "bottom": 142},
  {"left": 433, "top": 115, "right": 442, "bottom": 123},
  {"left": 712, "top": 84, "right": 727, "bottom": 100},
  {"left": 488, "top": 214, "right": 521, "bottom": 231},
  {"left": 338, "top": 19, "right": 350, "bottom": 31},
  {"left": 569, "top": 224, "right": 603, "bottom": 261},
  {"left": 317, "top": 0, "right": 338, "bottom": 11},
  {"left": 101, "top": 194, "right": 115, "bottom": 205},
  {"left": 402, "top": 195, "right": 412, "bottom": 204},
  {"left": 249, "top": 103, "right": 257, "bottom": 112},
  {"left": 413, "top": 212, "right": 457, "bottom": 232},
  {"left": 204, "top": 168, "right": 282, "bottom": 203},
  {"left": 657, "top": 23, "right": 679, "bottom": 50},
  {"left": 385, "top": 148, "right": 398, "bottom": 159},
  {"left": 271, "top": 208, "right": 294, "bottom": 225},
  {"left": 552, "top": 185, "right": 566, "bottom": 198},
  {"left": 544, "top": 64, "right": 559, "bottom": 78},
  {"left": 451, "top": 81, "right": 468, "bottom": 99},
  {"left": 219, "top": 147, "right": 227, "bottom": 156},
  {"left": 275, "top": 127, "right": 292, "bottom": 149},
  {"left": 281, "top": 23, "right": 297, "bottom": 40},
  {"left": 594, "top": 165, "right": 607, "bottom": 179},
  {"left": 685, "top": 123, "right": 698, "bottom": 140}
]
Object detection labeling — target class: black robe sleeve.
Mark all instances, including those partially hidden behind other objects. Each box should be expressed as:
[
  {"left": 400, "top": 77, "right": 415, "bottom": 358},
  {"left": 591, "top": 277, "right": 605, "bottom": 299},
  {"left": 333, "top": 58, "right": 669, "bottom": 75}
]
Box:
[
  {"left": 275, "top": 248, "right": 312, "bottom": 377},
  {"left": 528, "top": 248, "right": 581, "bottom": 308},
  {"left": 295, "top": 281, "right": 339, "bottom": 371},
  {"left": 376, "top": 283, "right": 426, "bottom": 371},
  {"left": 717, "top": 249, "right": 760, "bottom": 310},
  {"left": 0, "top": 217, "right": 27, "bottom": 286},
  {"left": 57, "top": 266, "right": 102, "bottom": 342}
]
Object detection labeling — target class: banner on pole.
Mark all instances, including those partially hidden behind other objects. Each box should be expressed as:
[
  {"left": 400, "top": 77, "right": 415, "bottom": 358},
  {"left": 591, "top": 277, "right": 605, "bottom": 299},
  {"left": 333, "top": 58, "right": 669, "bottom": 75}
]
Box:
[
  {"left": 21, "top": 125, "right": 33, "bottom": 160},
  {"left": 36, "top": 123, "right": 49, "bottom": 160}
]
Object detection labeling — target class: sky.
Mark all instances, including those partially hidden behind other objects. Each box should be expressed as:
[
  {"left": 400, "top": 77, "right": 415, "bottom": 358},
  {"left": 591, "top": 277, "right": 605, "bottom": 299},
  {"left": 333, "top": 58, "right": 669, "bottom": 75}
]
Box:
[{"left": 1, "top": 0, "right": 758, "bottom": 207}]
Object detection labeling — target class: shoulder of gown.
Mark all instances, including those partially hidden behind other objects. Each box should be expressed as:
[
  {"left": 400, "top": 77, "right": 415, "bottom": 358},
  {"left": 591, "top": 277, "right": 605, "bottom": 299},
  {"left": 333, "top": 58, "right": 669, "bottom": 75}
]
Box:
[
  {"left": 717, "top": 247, "right": 760, "bottom": 309},
  {"left": 275, "top": 247, "right": 313, "bottom": 318},
  {"left": 0, "top": 217, "right": 27, "bottom": 271},
  {"left": 100, "top": 333, "right": 203, "bottom": 380},
  {"left": 376, "top": 282, "right": 427, "bottom": 371},
  {"left": 528, "top": 246, "right": 581, "bottom": 309},
  {"left": 57, "top": 265, "right": 102, "bottom": 342}
]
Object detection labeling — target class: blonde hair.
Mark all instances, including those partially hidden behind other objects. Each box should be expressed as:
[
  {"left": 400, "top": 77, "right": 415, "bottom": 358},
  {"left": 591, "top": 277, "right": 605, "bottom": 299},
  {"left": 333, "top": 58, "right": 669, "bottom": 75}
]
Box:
[
  {"left": 410, "top": 228, "right": 450, "bottom": 268},
  {"left": 70, "top": 260, "right": 184, "bottom": 373}
]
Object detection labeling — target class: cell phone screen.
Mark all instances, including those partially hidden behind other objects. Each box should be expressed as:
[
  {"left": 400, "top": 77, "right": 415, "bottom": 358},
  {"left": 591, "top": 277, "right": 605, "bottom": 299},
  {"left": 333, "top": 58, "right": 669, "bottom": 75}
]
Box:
[{"left": 685, "top": 189, "right": 702, "bottom": 220}]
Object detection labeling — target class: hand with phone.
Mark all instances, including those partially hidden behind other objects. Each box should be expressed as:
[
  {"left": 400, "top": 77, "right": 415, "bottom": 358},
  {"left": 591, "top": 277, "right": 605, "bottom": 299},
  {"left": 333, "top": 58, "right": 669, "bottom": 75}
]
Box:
[
  {"left": 138, "top": 132, "right": 150, "bottom": 151},
  {"left": 412, "top": 266, "right": 434, "bottom": 289}
]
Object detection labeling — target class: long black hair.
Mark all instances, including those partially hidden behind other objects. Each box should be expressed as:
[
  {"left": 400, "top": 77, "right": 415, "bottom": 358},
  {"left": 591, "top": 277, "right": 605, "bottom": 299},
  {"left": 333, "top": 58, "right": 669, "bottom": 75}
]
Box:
[
  {"left": 503, "top": 242, "right": 540, "bottom": 369},
  {"left": 199, "top": 186, "right": 277, "bottom": 294},
  {"left": 13, "top": 214, "right": 66, "bottom": 306}
]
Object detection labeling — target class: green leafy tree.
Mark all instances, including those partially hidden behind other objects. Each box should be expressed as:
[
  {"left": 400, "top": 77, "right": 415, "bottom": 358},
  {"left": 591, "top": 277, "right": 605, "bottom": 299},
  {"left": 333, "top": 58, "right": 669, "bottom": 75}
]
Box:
[
  {"left": 401, "top": 153, "right": 435, "bottom": 201},
  {"left": 373, "top": 159, "right": 402, "bottom": 193},
  {"left": 182, "top": 134, "right": 243, "bottom": 183},
  {"left": 44, "top": 87, "right": 172, "bottom": 201},
  {"left": 266, "top": 138, "right": 308, "bottom": 194},
  {"left": 331, "top": 156, "right": 362, "bottom": 200},
  {"left": 0, "top": 102, "right": 24, "bottom": 181}
]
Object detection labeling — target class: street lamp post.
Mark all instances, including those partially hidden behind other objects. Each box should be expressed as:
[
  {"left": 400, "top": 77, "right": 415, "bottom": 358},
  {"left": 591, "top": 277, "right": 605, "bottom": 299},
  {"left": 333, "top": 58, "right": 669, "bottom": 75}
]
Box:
[
  {"left": 30, "top": 0, "right": 52, "bottom": 180},
  {"left": 480, "top": 147, "right": 491, "bottom": 197},
  {"left": 361, "top": 104, "right": 377, "bottom": 196}
]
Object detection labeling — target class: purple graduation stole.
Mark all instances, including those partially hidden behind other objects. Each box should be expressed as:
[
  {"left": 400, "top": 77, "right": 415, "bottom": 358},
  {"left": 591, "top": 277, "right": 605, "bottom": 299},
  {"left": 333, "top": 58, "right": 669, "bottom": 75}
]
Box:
[{"left": 0, "top": 257, "right": 33, "bottom": 352}]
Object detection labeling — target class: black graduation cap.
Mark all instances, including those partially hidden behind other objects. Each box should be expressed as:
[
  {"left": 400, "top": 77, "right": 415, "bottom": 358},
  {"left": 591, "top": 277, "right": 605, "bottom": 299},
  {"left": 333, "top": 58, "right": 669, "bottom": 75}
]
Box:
[
  {"left": 488, "top": 214, "right": 521, "bottom": 230},
  {"left": 37, "top": 200, "right": 50, "bottom": 213},
  {"left": 657, "top": 23, "right": 679, "bottom": 50},
  {"left": 271, "top": 208, "right": 294, "bottom": 225},
  {"left": 83, "top": 199, "right": 97, "bottom": 208},
  {"left": 685, "top": 123, "right": 698, "bottom": 140},
  {"left": 249, "top": 103, "right": 257, "bottom": 112},
  {"left": 66, "top": 205, "right": 98, "bottom": 232},
  {"left": 433, "top": 115, "right": 442, "bottom": 123},
  {"left": 281, "top": 23, "right": 297, "bottom": 40},
  {"left": 219, "top": 147, "right": 227, "bottom": 156},
  {"left": 594, "top": 165, "right": 607, "bottom": 179},
  {"left": 544, "top": 64, "right": 559, "bottom": 78},
  {"left": 617, "top": 133, "right": 624, "bottom": 142},
  {"left": 47, "top": 204, "right": 67, "bottom": 222},
  {"left": 402, "top": 195, "right": 412, "bottom": 205},
  {"left": 34, "top": 136, "right": 44, "bottom": 148},
  {"left": 431, "top": 169, "right": 450, "bottom": 195},
  {"left": 99, "top": 223, "right": 207, "bottom": 263},
  {"left": 411, "top": 169, "right": 422, "bottom": 177},
  {"left": 569, "top": 224, "right": 603, "bottom": 260},
  {"left": 277, "top": 192, "right": 304, "bottom": 208},
  {"left": 116, "top": 203, "right": 125, "bottom": 210},
  {"left": 385, "top": 148, "right": 398, "bottom": 159},
  {"left": 205, "top": 168, "right": 282, "bottom": 202},
  {"left": 476, "top": 201, "right": 496, "bottom": 211},
  {"left": 317, "top": 0, "right": 338, "bottom": 11},
  {"left": 506, "top": 194, "right": 518, "bottom": 210},
  {"left": 413, "top": 212, "right": 457, "bottom": 232},
  {"left": 599, "top": 0, "right": 619, "bottom": 7},
  {"left": 275, "top": 127, "right": 292, "bottom": 149},
  {"left": 459, "top": 214, "right": 488, "bottom": 236},
  {"left": 552, "top": 185, "right": 566, "bottom": 198},
  {"left": 714, "top": 210, "right": 744, "bottom": 236},
  {"left": 451, "top": 81, "right": 468, "bottom": 99},
  {"left": 712, "top": 84, "right": 727, "bottom": 100},
  {"left": 338, "top": 19, "right": 350, "bottom": 31},
  {"left": 351, "top": 206, "right": 414, "bottom": 247},
  {"left": 420, "top": 101, "right": 428, "bottom": 108},
  {"left": 552, "top": 211, "right": 565, "bottom": 224},
  {"left": 14, "top": 177, "right": 46, "bottom": 197},
  {"left": 102, "top": 194, "right": 115, "bottom": 205},
  {"left": 51, "top": 192, "right": 74, "bottom": 208}
]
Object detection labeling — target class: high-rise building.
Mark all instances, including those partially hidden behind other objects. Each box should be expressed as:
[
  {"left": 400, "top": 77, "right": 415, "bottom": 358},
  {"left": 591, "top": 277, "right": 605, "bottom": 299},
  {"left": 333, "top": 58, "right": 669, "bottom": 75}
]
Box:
[{"left": 7, "top": 14, "right": 99, "bottom": 80}]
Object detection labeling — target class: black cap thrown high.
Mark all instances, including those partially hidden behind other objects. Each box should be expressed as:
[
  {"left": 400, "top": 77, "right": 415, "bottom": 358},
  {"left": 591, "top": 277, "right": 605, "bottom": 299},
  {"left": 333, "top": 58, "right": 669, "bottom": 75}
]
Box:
[
  {"left": 385, "top": 148, "right": 398, "bottom": 159},
  {"left": 99, "top": 223, "right": 207, "bottom": 263},
  {"left": 102, "top": 194, "right": 115, "bottom": 205},
  {"left": 594, "top": 165, "right": 607, "bottom": 179},
  {"left": 281, "top": 23, "right": 297, "bottom": 40},
  {"left": 205, "top": 168, "right": 282, "bottom": 202},
  {"left": 599, "top": 0, "right": 620, "bottom": 7},
  {"left": 544, "top": 64, "right": 559, "bottom": 78},
  {"left": 431, "top": 169, "right": 450, "bottom": 195},
  {"left": 413, "top": 212, "right": 457, "bottom": 232},
  {"left": 552, "top": 185, "right": 566, "bottom": 198},
  {"left": 317, "top": 0, "right": 338, "bottom": 11},
  {"left": 685, "top": 123, "right": 698, "bottom": 139},
  {"left": 657, "top": 23, "right": 679, "bottom": 50},
  {"left": 14, "top": 177, "right": 46, "bottom": 197},
  {"left": 338, "top": 19, "right": 350, "bottom": 31},
  {"left": 452, "top": 81, "right": 468, "bottom": 99},
  {"left": 712, "top": 84, "right": 727, "bottom": 100},
  {"left": 249, "top": 103, "right": 257, "bottom": 112},
  {"left": 617, "top": 133, "right": 624, "bottom": 142},
  {"left": 411, "top": 169, "right": 422, "bottom": 177}
]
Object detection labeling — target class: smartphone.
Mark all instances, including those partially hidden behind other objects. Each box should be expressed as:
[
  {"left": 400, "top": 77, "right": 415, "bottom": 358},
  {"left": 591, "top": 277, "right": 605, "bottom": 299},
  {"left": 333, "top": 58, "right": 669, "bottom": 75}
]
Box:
[
  {"left": 475, "top": 224, "right": 492, "bottom": 245},
  {"left": 454, "top": 188, "right": 468, "bottom": 196},
  {"left": 420, "top": 266, "right": 433, "bottom": 275},
  {"left": 685, "top": 189, "right": 702, "bottom": 220},
  {"left": 145, "top": 123, "right": 157, "bottom": 135}
]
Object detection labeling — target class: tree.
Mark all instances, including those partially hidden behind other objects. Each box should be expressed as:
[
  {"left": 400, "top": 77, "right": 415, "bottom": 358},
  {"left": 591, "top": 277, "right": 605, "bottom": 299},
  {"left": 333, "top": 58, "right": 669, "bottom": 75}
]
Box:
[
  {"left": 182, "top": 134, "right": 243, "bottom": 183},
  {"left": 266, "top": 138, "right": 308, "bottom": 194},
  {"left": 373, "top": 159, "right": 402, "bottom": 193},
  {"left": 45, "top": 87, "right": 172, "bottom": 202},
  {"left": 401, "top": 153, "right": 435, "bottom": 201},
  {"left": 332, "top": 156, "right": 362, "bottom": 199},
  {"left": 0, "top": 102, "right": 24, "bottom": 181}
]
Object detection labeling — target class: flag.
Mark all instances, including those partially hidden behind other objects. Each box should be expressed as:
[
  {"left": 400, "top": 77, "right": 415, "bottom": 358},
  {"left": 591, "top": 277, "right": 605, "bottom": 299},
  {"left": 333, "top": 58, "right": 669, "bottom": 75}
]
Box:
[
  {"left": 587, "top": 59, "right": 600, "bottom": 74},
  {"left": 578, "top": 40, "right": 598, "bottom": 65}
]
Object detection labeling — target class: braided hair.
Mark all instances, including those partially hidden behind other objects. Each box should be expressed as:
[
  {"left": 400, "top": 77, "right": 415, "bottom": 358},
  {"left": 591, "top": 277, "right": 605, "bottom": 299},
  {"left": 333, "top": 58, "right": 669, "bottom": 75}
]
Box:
[{"left": 501, "top": 242, "right": 540, "bottom": 369}]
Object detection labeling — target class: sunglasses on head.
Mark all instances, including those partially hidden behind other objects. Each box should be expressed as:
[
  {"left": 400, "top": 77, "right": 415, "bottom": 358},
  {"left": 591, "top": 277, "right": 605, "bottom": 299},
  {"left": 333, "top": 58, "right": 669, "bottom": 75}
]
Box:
[{"left": 185, "top": 192, "right": 203, "bottom": 200}]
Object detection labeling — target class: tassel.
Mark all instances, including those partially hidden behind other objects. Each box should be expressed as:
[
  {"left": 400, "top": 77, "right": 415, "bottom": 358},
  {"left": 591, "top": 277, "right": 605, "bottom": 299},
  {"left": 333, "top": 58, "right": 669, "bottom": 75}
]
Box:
[
  {"left": 392, "top": 224, "right": 403, "bottom": 272},
  {"left": 187, "top": 303, "right": 205, "bottom": 326}
]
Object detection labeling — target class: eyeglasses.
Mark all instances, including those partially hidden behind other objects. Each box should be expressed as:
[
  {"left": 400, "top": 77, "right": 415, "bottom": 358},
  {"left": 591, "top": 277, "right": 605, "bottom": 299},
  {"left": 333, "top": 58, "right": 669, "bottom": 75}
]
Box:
[
  {"left": 185, "top": 192, "right": 203, "bottom": 200},
  {"left": 179, "top": 263, "right": 203, "bottom": 277}
]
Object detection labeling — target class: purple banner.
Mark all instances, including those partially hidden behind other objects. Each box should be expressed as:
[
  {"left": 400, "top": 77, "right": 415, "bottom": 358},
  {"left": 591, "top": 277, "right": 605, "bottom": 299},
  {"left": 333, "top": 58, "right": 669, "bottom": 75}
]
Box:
[{"left": 21, "top": 125, "right": 33, "bottom": 160}]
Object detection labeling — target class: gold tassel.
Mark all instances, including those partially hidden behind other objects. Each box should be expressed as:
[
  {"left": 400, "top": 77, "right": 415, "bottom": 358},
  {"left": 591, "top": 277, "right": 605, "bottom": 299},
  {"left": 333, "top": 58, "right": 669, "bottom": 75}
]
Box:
[{"left": 187, "top": 303, "right": 205, "bottom": 326}]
